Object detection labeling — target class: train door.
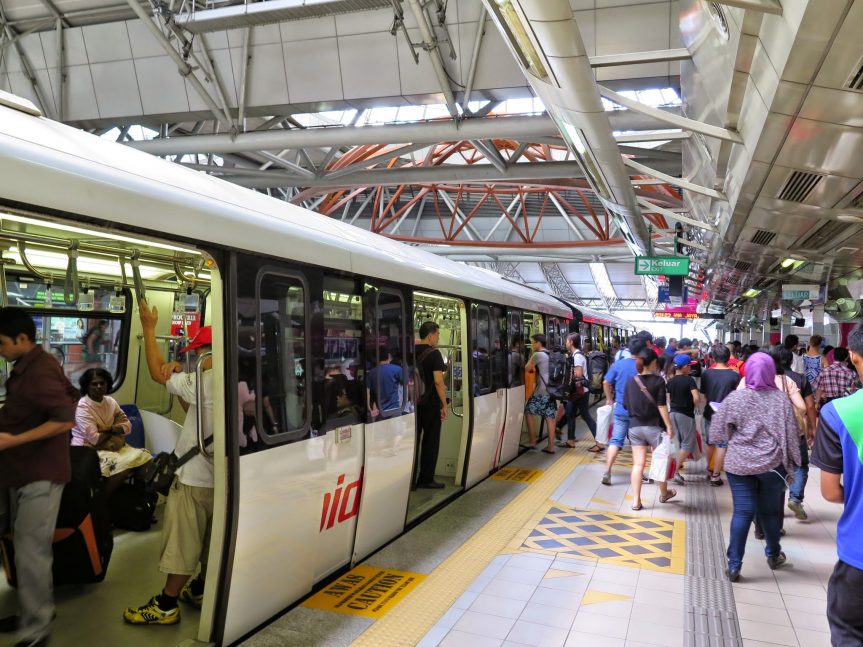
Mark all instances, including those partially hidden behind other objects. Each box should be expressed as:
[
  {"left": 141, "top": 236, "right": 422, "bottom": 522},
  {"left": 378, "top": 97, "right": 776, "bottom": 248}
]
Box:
[
  {"left": 521, "top": 312, "right": 546, "bottom": 445},
  {"left": 465, "top": 304, "right": 508, "bottom": 486},
  {"left": 352, "top": 283, "right": 414, "bottom": 562},
  {"left": 498, "top": 309, "right": 525, "bottom": 465},
  {"left": 408, "top": 292, "right": 469, "bottom": 522},
  {"left": 221, "top": 259, "right": 364, "bottom": 643}
]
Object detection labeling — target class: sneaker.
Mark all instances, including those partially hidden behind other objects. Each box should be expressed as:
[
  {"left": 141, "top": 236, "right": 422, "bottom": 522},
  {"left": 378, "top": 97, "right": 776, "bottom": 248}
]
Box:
[
  {"left": 601, "top": 472, "right": 611, "bottom": 486},
  {"left": 767, "top": 552, "right": 787, "bottom": 570},
  {"left": 788, "top": 499, "right": 808, "bottom": 521},
  {"left": 754, "top": 528, "right": 765, "bottom": 540},
  {"left": 725, "top": 568, "right": 740, "bottom": 583},
  {"left": 180, "top": 582, "right": 204, "bottom": 609},
  {"left": 123, "top": 597, "right": 180, "bottom": 625},
  {"left": 673, "top": 473, "right": 686, "bottom": 486},
  {"left": 642, "top": 475, "right": 655, "bottom": 484}
]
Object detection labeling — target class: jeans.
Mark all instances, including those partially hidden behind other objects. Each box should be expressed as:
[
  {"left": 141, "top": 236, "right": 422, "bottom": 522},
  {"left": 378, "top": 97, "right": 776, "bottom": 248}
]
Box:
[
  {"left": 726, "top": 466, "right": 787, "bottom": 571},
  {"left": 827, "top": 560, "right": 863, "bottom": 646},
  {"left": 565, "top": 396, "right": 597, "bottom": 441},
  {"left": 9, "top": 481, "right": 64, "bottom": 643},
  {"left": 610, "top": 412, "right": 629, "bottom": 448},
  {"left": 789, "top": 436, "right": 809, "bottom": 503}
]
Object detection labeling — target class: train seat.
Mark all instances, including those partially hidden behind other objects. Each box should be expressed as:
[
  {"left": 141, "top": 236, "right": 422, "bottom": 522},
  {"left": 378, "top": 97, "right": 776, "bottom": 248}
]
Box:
[
  {"left": 137, "top": 409, "right": 183, "bottom": 455},
  {"left": 119, "top": 404, "right": 146, "bottom": 448}
]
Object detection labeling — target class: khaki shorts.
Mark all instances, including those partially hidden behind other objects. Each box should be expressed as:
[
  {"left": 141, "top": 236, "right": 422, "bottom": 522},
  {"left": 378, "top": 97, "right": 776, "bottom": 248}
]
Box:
[{"left": 159, "top": 480, "right": 214, "bottom": 576}]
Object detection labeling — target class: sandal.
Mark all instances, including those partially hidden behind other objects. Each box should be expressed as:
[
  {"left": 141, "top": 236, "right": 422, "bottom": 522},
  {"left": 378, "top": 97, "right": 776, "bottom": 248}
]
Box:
[
  {"left": 659, "top": 489, "right": 678, "bottom": 503},
  {"left": 566, "top": 441, "right": 578, "bottom": 448},
  {"left": 631, "top": 502, "right": 643, "bottom": 511},
  {"left": 587, "top": 444, "right": 604, "bottom": 453},
  {"left": 541, "top": 448, "right": 556, "bottom": 455},
  {"left": 519, "top": 444, "right": 538, "bottom": 451}
]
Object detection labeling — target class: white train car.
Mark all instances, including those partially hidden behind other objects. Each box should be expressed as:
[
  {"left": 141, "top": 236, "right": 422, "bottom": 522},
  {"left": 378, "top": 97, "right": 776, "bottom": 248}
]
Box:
[{"left": 0, "top": 92, "right": 571, "bottom": 646}]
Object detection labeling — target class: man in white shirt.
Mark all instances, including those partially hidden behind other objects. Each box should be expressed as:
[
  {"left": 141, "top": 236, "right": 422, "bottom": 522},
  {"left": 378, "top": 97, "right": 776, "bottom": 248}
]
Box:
[{"left": 124, "top": 300, "right": 214, "bottom": 626}]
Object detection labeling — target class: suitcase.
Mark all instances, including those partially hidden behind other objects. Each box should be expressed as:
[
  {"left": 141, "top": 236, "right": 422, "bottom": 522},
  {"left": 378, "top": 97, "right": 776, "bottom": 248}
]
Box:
[
  {"left": 0, "top": 446, "right": 113, "bottom": 587},
  {"left": 109, "top": 481, "right": 157, "bottom": 532}
]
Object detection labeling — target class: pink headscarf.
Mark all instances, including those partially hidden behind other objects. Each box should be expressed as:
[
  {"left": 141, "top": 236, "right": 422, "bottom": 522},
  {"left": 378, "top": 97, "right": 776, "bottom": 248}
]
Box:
[{"left": 744, "top": 352, "right": 778, "bottom": 391}]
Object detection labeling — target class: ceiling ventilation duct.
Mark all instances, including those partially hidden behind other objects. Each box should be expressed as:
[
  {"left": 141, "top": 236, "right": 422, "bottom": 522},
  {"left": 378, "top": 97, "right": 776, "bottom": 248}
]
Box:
[
  {"left": 845, "top": 56, "right": 863, "bottom": 92},
  {"left": 733, "top": 260, "right": 752, "bottom": 272},
  {"left": 776, "top": 170, "right": 824, "bottom": 203},
  {"left": 750, "top": 229, "right": 776, "bottom": 246},
  {"left": 798, "top": 221, "right": 860, "bottom": 251}
]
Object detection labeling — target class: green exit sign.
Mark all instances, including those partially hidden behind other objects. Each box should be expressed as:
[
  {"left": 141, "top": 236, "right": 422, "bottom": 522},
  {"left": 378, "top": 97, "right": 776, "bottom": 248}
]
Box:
[{"left": 634, "top": 256, "right": 690, "bottom": 276}]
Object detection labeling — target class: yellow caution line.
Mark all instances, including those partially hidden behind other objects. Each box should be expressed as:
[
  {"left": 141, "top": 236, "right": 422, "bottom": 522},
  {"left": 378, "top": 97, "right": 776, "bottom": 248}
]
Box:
[{"left": 350, "top": 450, "right": 592, "bottom": 647}]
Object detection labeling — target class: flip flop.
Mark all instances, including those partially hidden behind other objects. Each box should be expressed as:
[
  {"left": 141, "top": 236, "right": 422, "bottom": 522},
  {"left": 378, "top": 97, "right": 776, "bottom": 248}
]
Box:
[
  {"left": 587, "top": 445, "right": 604, "bottom": 453},
  {"left": 541, "top": 448, "right": 556, "bottom": 455},
  {"left": 631, "top": 502, "right": 643, "bottom": 511},
  {"left": 519, "top": 444, "right": 538, "bottom": 451},
  {"left": 566, "top": 441, "right": 578, "bottom": 448},
  {"left": 660, "top": 489, "right": 678, "bottom": 503}
]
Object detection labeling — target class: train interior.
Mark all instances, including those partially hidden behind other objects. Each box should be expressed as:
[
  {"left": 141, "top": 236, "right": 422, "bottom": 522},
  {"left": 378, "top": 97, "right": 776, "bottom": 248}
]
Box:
[
  {"left": 407, "top": 293, "right": 469, "bottom": 522},
  {"left": 0, "top": 210, "right": 222, "bottom": 646}
]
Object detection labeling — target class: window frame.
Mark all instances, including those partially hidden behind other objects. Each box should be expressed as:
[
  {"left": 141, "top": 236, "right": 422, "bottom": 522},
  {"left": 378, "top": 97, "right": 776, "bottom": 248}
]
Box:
[
  {"left": 372, "top": 287, "right": 408, "bottom": 419},
  {"left": 254, "top": 266, "right": 312, "bottom": 445},
  {"left": 471, "top": 303, "right": 493, "bottom": 396}
]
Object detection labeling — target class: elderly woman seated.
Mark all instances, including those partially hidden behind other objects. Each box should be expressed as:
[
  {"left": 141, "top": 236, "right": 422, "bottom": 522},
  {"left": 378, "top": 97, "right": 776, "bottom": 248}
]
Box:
[{"left": 71, "top": 369, "right": 151, "bottom": 488}]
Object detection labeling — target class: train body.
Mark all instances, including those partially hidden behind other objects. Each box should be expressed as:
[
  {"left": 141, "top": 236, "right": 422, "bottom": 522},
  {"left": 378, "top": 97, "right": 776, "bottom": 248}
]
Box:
[{"left": 0, "top": 94, "right": 632, "bottom": 646}]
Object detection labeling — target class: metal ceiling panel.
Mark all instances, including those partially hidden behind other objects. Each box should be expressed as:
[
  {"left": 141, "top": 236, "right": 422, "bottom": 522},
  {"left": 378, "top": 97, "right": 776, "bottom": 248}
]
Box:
[
  {"left": 89, "top": 60, "right": 143, "bottom": 118},
  {"left": 246, "top": 43, "right": 291, "bottom": 106},
  {"left": 82, "top": 22, "right": 133, "bottom": 63},
  {"left": 282, "top": 39, "right": 344, "bottom": 104},
  {"left": 798, "top": 87, "right": 863, "bottom": 129},
  {"left": 135, "top": 56, "right": 192, "bottom": 115}
]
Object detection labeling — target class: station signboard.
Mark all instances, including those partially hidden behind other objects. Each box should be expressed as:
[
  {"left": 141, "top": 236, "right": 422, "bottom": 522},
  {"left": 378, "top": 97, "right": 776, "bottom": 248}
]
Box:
[
  {"left": 654, "top": 312, "right": 725, "bottom": 320},
  {"left": 635, "top": 256, "right": 690, "bottom": 276},
  {"left": 781, "top": 284, "right": 820, "bottom": 301}
]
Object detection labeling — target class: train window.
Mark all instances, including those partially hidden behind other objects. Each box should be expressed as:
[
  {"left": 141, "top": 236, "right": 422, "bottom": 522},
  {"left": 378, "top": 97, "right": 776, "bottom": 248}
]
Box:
[
  {"left": 472, "top": 304, "right": 492, "bottom": 396},
  {"left": 367, "top": 289, "right": 407, "bottom": 420},
  {"left": 0, "top": 280, "right": 131, "bottom": 401},
  {"left": 507, "top": 310, "right": 524, "bottom": 387},
  {"left": 491, "top": 306, "right": 507, "bottom": 391},
  {"left": 257, "top": 272, "right": 309, "bottom": 442},
  {"left": 320, "top": 276, "right": 363, "bottom": 433}
]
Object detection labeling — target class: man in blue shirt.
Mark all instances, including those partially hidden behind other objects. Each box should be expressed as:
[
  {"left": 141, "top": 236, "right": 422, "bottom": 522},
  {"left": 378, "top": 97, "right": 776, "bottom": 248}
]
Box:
[
  {"left": 367, "top": 351, "right": 404, "bottom": 420},
  {"left": 811, "top": 325, "right": 863, "bottom": 645},
  {"left": 601, "top": 335, "right": 647, "bottom": 485}
]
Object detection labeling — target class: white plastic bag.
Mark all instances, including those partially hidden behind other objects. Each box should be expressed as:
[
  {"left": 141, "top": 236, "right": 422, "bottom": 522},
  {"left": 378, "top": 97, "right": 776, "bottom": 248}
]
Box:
[
  {"left": 595, "top": 404, "right": 613, "bottom": 445},
  {"left": 649, "top": 436, "right": 675, "bottom": 483}
]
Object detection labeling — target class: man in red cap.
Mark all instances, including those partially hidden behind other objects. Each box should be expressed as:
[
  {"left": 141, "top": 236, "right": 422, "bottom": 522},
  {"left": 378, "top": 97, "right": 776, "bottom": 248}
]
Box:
[{"left": 124, "top": 300, "right": 214, "bottom": 626}]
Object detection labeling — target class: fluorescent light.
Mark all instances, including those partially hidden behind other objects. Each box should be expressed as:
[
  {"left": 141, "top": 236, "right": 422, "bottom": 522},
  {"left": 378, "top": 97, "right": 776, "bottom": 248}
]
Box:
[
  {"left": 589, "top": 263, "right": 617, "bottom": 303},
  {"left": 743, "top": 289, "right": 761, "bottom": 298},
  {"left": 5, "top": 248, "right": 165, "bottom": 280},
  {"left": 0, "top": 213, "right": 201, "bottom": 255}
]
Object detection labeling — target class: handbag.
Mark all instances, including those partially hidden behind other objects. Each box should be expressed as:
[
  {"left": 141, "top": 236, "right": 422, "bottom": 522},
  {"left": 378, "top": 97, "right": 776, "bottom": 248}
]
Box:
[
  {"left": 139, "top": 436, "right": 213, "bottom": 496},
  {"left": 96, "top": 433, "right": 125, "bottom": 452}
]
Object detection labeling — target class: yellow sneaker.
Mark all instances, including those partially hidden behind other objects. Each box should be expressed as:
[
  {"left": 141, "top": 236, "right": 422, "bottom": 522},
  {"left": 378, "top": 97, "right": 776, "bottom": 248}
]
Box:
[
  {"left": 180, "top": 582, "right": 204, "bottom": 609},
  {"left": 123, "top": 597, "right": 180, "bottom": 625}
]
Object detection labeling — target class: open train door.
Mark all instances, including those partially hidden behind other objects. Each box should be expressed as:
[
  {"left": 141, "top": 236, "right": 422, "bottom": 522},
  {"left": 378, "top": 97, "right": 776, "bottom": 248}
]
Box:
[
  {"left": 497, "top": 309, "right": 526, "bottom": 466},
  {"left": 352, "top": 283, "right": 415, "bottom": 562}
]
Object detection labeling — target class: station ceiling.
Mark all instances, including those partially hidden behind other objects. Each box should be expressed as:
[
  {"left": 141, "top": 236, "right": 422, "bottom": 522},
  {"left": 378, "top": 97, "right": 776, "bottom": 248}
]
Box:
[{"left": 1, "top": 0, "right": 858, "bottom": 317}]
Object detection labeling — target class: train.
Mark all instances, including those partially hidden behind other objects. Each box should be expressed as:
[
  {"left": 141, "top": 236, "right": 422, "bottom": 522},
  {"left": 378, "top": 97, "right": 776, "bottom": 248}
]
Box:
[{"left": 0, "top": 91, "right": 633, "bottom": 646}]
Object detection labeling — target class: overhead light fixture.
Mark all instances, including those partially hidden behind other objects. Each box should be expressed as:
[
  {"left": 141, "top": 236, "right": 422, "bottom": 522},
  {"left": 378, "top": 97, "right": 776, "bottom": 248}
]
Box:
[
  {"left": 5, "top": 247, "right": 165, "bottom": 280},
  {"left": 0, "top": 213, "right": 201, "bottom": 255},
  {"left": 780, "top": 258, "right": 805, "bottom": 270},
  {"left": 743, "top": 288, "right": 761, "bottom": 298},
  {"left": 488, "top": 0, "right": 549, "bottom": 81}
]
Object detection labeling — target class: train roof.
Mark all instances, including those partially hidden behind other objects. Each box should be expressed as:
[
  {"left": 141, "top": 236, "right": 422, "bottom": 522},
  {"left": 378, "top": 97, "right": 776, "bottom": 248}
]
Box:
[{"left": 0, "top": 103, "right": 569, "bottom": 318}]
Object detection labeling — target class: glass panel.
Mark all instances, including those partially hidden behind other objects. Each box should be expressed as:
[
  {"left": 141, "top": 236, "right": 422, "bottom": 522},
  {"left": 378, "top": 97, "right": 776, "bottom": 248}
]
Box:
[
  {"left": 491, "top": 307, "right": 507, "bottom": 391},
  {"left": 259, "top": 274, "right": 307, "bottom": 438},
  {"left": 368, "top": 290, "right": 407, "bottom": 420},
  {"left": 472, "top": 305, "right": 491, "bottom": 395},
  {"left": 321, "top": 276, "right": 363, "bottom": 433},
  {"left": 508, "top": 311, "right": 524, "bottom": 387}
]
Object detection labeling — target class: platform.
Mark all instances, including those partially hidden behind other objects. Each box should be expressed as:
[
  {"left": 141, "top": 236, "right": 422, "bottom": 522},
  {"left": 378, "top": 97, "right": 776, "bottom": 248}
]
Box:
[{"left": 241, "top": 416, "right": 839, "bottom": 647}]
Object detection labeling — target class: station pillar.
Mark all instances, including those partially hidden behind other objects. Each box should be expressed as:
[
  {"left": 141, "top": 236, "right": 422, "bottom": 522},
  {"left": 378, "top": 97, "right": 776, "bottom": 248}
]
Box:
[{"left": 812, "top": 304, "right": 825, "bottom": 338}]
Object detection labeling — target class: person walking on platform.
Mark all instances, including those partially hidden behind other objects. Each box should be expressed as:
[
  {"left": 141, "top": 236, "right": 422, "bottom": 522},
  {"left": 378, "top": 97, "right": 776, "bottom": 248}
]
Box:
[
  {"left": 0, "top": 307, "right": 79, "bottom": 647},
  {"left": 124, "top": 301, "right": 214, "bottom": 625},
  {"left": 413, "top": 321, "right": 447, "bottom": 488},
  {"left": 811, "top": 326, "right": 863, "bottom": 646},
  {"left": 600, "top": 335, "right": 648, "bottom": 485},
  {"left": 700, "top": 345, "right": 740, "bottom": 485},
  {"left": 814, "top": 347, "right": 857, "bottom": 408},
  {"left": 561, "top": 333, "right": 598, "bottom": 450},
  {"left": 624, "top": 347, "right": 677, "bottom": 510},
  {"left": 802, "top": 335, "right": 823, "bottom": 386},
  {"left": 524, "top": 334, "right": 557, "bottom": 454},
  {"left": 666, "top": 354, "right": 701, "bottom": 486},
  {"left": 709, "top": 352, "right": 801, "bottom": 582}
]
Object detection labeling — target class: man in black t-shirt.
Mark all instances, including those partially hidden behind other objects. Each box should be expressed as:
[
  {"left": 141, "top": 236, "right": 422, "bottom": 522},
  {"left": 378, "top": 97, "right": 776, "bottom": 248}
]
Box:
[
  {"left": 414, "top": 321, "right": 448, "bottom": 489},
  {"left": 700, "top": 344, "right": 740, "bottom": 485},
  {"left": 666, "top": 354, "right": 701, "bottom": 484}
]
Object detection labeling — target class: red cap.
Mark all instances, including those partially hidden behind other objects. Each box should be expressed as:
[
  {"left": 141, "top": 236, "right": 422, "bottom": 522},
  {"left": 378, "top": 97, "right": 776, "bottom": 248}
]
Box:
[{"left": 180, "top": 326, "right": 212, "bottom": 353}]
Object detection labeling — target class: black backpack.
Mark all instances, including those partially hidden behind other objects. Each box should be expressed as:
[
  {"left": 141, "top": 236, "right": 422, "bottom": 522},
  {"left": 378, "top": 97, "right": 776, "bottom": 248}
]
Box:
[
  {"left": 588, "top": 351, "right": 609, "bottom": 394},
  {"left": 544, "top": 348, "right": 568, "bottom": 399},
  {"left": 410, "top": 347, "right": 438, "bottom": 404}
]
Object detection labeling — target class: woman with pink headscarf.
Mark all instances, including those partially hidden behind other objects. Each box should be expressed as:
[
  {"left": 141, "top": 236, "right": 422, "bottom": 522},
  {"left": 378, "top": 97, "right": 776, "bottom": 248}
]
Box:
[{"left": 709, "top": 352, "right": 801, "bottom": 582}]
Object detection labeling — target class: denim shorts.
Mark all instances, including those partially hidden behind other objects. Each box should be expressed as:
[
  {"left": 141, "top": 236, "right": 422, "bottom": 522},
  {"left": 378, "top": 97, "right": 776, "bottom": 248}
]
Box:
[
  {"left": 702, "top": 418, "right": 727, "bottom": 449},
  {"left": 610, "top": 412, "right": 629, "bottom": 448}
]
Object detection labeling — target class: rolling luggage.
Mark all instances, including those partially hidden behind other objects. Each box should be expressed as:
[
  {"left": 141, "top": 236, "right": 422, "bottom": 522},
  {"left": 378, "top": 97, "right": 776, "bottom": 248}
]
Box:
[{"left": 0, "top": 446, "right": 113, "bottom": 587}]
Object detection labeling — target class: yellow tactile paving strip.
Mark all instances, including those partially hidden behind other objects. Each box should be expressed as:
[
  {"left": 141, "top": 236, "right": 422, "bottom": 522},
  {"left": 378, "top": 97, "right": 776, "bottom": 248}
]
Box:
[
  {"left": 512, "top": 502, "right": 686, "bottom": 575},
  {"left": 489, "top": 466, "right": 544, "bottom": 483},
  {"left": 349, "top": 449, "right": 592, "bottom": 647}
]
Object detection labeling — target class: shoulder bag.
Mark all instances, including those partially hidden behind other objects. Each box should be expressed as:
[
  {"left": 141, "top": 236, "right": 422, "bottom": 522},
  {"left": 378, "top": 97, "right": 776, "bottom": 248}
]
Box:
[
  {"left": 139, "top": 436, "right": 213, "bottom": 496},
  {"left": 782, "top": 376, "right": 807, "bottom": 436}
]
